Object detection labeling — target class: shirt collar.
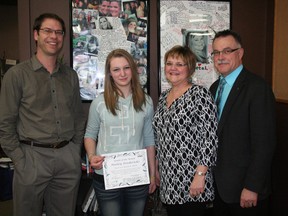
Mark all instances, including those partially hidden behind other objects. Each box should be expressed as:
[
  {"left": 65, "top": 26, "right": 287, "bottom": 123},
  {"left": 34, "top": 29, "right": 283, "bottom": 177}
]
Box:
[
  {"left": 223, "top": 64, "right": 243, "bottom": 86},
  {"left": 31, "top": 55, "right": 43, "bottom": 71},
  {"left": 31, "top": 55, "right": 61, "bottom": 74}
]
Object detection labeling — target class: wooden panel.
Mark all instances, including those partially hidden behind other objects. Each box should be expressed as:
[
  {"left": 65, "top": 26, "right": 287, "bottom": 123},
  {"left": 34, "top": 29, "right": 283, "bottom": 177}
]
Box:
[{"left": 273, "top": 0, "right": 288, "bottom": 103}]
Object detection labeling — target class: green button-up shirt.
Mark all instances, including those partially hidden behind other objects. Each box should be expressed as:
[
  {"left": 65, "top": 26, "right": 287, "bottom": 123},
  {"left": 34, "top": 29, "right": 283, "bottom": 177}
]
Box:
[{"left": 0, "top": 55, "right": 85, "bottom": 162}]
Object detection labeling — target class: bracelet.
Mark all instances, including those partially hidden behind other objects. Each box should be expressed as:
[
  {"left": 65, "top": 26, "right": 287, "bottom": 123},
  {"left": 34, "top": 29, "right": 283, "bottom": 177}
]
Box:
[{"left": 196, "top": 171, "right": 206, "bottom": 176}]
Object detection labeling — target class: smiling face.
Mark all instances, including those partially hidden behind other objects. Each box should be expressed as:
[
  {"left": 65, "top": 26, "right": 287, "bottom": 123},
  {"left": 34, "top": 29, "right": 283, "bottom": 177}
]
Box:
[
  {"left": 190, "top": 35, "right": 205, "bottom": 52},
  {"left": 128, "top": 21, "right": 137, "bottom": 32},
  {"left": 34, "top": 18, "right": 64, "bottom": 58},
  {"left": 165, "top": 56, "right": 190, "bottom": 87},
  {"left": 212, "top": 35, "right": 244, "bottom": 76},
  {"left": 110, "top": 1, "right": 121, "bottom": 17},
  {"left": 100, "top": 0, "right": 110, "bottom": 15},
  {"left": 99, "top": 17, "right": 108, "bottom": 29}
]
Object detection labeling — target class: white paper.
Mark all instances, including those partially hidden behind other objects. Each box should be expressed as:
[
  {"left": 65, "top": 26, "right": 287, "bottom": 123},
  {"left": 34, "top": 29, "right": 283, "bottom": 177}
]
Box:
[
  {"left": 159, "top": 1, "right": 231, "bottom": 92},
  {"left": 102, "top": 149, "right": 150, "bottom": 190}
]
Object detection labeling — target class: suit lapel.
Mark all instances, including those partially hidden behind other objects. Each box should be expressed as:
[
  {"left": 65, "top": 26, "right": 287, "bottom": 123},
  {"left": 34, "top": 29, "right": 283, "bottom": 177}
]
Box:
[{"left": 210, "top": 79, "right": 219, "bottom": 99}]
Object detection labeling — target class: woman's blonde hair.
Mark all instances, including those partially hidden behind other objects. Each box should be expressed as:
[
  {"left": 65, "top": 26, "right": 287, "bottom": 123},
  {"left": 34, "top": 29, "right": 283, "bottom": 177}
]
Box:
[{"left": 104, "top": 49, "right": 146, "bottom": 115}]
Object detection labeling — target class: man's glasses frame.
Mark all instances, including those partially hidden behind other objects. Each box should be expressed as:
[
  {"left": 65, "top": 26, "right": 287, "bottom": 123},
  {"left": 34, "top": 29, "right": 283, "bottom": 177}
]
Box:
[
  {"left": 39, "top": 28, "right": 65, "bottom": 36},
  {"left": 211, "top": 48, "right": 240, "bottom": 57}
]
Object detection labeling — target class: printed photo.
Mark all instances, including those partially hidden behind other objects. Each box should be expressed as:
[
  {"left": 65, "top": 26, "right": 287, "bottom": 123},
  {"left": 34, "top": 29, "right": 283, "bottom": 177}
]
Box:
[{"left": 183, "top": 29, "right": 209, "bottom": 64}]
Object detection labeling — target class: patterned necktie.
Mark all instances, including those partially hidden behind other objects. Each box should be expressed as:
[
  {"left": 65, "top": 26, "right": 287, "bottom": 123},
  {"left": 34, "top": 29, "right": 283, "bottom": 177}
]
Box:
[{"left": 216, "top": 77, "right": 226, "bottom": 115}]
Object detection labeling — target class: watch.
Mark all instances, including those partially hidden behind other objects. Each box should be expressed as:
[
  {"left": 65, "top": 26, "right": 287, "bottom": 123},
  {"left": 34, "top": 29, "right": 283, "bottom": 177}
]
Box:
[{"left": 196, "top": 171, "right": 206, "bottom": 176}]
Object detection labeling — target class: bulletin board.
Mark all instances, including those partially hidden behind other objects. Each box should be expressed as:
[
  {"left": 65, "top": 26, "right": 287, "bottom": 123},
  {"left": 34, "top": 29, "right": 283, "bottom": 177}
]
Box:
[
  {"left": 158, "top": 0, "right": 231, "bottom": 92},
  {"left": 71, "top": 0, "right": 149, "bottom": 101},
  {"left": 273, "top": 0, "right": 288, "bottom": 103}
]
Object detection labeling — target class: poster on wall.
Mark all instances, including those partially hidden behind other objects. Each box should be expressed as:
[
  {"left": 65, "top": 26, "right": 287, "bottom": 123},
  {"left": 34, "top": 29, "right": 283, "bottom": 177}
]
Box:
[
  {"left": 159, "top": 0, "right": 231, "bottom": 92},
  {"left": 71, "top": 0, "right": 149, "bottom": 101}
]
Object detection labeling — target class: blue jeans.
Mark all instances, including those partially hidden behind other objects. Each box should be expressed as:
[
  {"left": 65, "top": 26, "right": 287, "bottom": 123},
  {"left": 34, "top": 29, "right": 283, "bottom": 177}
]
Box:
[{"left": 93, "top": 177, "right": 149, "bottom": 216}]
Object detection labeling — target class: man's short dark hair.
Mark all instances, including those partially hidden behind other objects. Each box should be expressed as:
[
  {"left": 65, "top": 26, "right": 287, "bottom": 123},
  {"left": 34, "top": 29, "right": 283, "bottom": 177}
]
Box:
[
  {"left": 33, "top": 13, "right": 66, "bottom": 35},
  {"left": 213, "top": 29, "right": 242, "bottom": 47}
]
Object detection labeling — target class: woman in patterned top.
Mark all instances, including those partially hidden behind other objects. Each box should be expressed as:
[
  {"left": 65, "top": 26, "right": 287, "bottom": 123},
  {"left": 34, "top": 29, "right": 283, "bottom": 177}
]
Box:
[{"left": 152, "top": 45, "right": 218, "bottom": 216}]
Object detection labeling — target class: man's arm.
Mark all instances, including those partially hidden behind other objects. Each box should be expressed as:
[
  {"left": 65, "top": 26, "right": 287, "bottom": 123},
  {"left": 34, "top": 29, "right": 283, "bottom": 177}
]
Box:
[
  {"left": 0, "top": 67, "right": 24, "bottom": 163},
  {"left": 71, "top": 71, "right": 86, "bottom": 145}
]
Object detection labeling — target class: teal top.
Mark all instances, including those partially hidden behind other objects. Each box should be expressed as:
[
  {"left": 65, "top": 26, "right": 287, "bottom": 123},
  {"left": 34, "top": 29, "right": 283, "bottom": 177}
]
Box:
[{"left": 84, "top": 93, "right": 155, "bottom": 175}]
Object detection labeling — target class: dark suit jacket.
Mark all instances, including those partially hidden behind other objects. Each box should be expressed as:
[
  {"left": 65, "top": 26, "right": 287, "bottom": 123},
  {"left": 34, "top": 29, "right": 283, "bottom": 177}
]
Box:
[{"left": 210, "top": 67, "right": 276, "bottom": 203}]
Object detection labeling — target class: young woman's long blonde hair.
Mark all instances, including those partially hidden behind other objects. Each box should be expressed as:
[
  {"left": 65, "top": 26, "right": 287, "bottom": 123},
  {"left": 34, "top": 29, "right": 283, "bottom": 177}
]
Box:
[{"left": 104, "top": 49, "right": 146, "bottom": 115}]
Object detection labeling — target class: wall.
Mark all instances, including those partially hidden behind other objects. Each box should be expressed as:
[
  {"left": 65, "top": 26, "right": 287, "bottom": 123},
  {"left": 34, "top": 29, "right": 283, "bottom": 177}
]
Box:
[
  {"left": 0, "top": 4, "right": 19, "bottom": 60},
  {"left": 231, "top": 0, "right": 274, "bottom": 83},
  {"left": 273, "top": 0, "right": 288, "bottom": 102},
  {"left": 1, "top": 0, "right": 287, "bottom": 214}
]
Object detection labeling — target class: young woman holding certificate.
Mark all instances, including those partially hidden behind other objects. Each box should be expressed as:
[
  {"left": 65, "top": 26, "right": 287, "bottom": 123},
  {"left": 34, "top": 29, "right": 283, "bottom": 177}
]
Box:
[{"left": 84, "top": 49, "right": 156, "bottom": 216}]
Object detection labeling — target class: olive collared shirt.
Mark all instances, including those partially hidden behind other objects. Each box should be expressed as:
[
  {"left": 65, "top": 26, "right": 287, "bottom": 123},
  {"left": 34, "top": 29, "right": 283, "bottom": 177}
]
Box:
[{"left": 0, "top": 55, "right": 85, "bottom": 162}]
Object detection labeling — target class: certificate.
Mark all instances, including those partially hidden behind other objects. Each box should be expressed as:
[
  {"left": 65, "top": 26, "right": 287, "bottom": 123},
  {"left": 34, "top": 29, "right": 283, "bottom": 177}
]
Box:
[{"left": 102, "top": 149, "right": 150, "bottom": 190}]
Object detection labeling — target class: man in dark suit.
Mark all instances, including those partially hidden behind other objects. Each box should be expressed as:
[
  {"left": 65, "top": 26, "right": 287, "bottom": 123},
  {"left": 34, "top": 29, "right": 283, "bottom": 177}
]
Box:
[{"left": 209, "top": 30, "right": 276, "bottom": 216}]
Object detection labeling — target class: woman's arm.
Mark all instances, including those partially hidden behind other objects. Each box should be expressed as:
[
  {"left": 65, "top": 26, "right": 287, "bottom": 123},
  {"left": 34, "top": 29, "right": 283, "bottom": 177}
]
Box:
[
  {"left": 146, "top": 145, "right": 156, "bottom": 194},
  {"left": 84, "top": 137, "right": 104, "bottom": 170}
]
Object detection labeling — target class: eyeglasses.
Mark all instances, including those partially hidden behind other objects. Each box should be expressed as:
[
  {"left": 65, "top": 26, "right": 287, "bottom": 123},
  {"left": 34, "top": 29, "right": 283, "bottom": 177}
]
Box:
[
  {"left": 39, "top": 28, "right": 64, "bottom": 36},
  {"left": 211, "top": 48, "right": 240, "bottom": 57},
  {"left": 165, "top": 62, "right": 187, "bottom": 68}
]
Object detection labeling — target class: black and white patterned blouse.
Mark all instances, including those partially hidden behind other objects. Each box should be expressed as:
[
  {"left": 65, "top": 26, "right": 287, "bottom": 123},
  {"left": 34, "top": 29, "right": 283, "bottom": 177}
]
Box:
[{"left": 153, "top": 84, "right": 218, "bottom": 204}]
